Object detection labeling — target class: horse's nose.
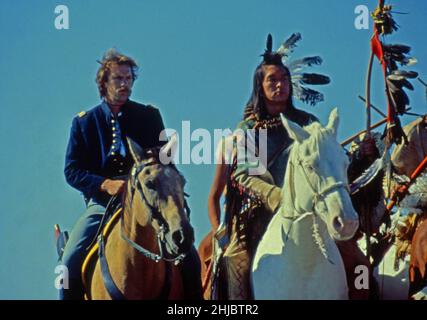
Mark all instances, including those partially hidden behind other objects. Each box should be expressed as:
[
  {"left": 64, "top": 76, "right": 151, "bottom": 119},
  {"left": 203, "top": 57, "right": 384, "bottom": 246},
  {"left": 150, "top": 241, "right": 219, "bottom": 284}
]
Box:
[
  {"left": 332, "top": 215, "right": 359, "bottom": 240},
  {"left": 172, "top": 229, "right": 184, "bottom": 245},
  {"left": 169, "top": 223, "right": 194, "bottom": 254},
  {"left": 333, "top": 216, "right": 344, "bottom": 232}
]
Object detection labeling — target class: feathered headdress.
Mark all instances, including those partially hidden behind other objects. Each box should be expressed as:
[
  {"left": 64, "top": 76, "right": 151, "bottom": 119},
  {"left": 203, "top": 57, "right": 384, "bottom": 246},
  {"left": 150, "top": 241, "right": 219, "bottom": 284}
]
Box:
[{"left": 261, "top": 33, "right": 330, "bottom": 106}]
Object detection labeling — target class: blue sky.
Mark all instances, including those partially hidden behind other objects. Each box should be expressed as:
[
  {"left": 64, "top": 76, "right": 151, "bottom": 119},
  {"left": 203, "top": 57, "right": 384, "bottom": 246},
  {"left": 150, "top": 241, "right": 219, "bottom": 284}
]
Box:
[{"left": 0, "top": 0, "right": 426, "bottom": 299}]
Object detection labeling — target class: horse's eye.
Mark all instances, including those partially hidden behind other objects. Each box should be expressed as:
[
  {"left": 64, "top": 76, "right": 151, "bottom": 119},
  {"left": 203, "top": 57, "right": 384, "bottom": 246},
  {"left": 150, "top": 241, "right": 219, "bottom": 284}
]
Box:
[
  {"left": 306, "top": 164, "right": 315, "bottom": 172},
  {"left": 145, "top": 180, "right": 156, "bottom": 190}
]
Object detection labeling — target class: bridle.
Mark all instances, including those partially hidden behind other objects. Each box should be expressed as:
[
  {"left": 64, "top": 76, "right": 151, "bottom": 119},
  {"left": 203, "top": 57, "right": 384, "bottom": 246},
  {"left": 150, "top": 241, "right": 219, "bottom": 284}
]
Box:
[
  {"left": 283, "top": 149, "right": 349, "bottom": 262},
  {"left": 287, "top": 155, "right": 348, "bottom": 218},
  {"left": 121, "top": 159, "right": 191, "bottom": 265}
]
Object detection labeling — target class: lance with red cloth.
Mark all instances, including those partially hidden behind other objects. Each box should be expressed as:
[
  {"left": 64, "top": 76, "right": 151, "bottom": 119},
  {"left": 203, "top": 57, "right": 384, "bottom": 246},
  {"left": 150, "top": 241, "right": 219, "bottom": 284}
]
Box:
[{"left": 362, "top": 0, "right": 418, "bottom": 262}]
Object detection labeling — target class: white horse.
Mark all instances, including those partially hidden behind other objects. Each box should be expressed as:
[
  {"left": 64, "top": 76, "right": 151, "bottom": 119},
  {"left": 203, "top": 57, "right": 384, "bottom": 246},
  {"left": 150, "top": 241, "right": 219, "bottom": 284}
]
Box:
[{"left": 251, "top": 108, "right": 359, "bottom": 300}]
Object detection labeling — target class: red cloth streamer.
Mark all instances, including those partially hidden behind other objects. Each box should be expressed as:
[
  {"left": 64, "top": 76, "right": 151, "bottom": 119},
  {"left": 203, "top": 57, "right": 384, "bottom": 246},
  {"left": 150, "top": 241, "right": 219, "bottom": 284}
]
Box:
[{"left": 370, "top": 30, "right": 395, "bottom": 123}]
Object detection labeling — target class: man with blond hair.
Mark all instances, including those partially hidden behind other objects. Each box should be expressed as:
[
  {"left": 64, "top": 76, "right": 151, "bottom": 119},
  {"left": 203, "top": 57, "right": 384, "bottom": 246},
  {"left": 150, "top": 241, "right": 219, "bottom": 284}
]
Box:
[{"left": 62, "top": 49, "right": 201, "bottom": 300}]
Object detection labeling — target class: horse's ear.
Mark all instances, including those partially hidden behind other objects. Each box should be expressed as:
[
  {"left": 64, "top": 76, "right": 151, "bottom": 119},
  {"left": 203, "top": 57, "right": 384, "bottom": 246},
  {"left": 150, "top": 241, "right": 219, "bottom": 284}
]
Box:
[
  {"left": 127, "top": 137, "right": 144, "bottom": 163},
  {"left": 280, "top": 113, "right": 309, "bottom": 143},
  {"left": 326, "top": 107, "right": 339, "bottom": 137},
  {"left": 159, "top": 133, "right": 178, "bottom": 165}
]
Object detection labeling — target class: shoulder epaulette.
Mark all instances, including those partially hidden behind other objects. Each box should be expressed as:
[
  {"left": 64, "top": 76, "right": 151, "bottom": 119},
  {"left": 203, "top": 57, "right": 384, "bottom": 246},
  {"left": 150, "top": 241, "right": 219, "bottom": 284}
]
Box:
[{"left": 77, "top": 111, "right": 87, "bottom": 118}]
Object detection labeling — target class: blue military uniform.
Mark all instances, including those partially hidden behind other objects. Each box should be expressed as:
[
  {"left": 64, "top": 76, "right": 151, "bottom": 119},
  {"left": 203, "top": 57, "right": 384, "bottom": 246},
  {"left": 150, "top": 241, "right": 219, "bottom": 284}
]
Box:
[
  {"left": 61, "top": 99, "right": 166, "bottom": 299},
  {"left": 65, "top": 99, "right": 166, "bottom": 207}
]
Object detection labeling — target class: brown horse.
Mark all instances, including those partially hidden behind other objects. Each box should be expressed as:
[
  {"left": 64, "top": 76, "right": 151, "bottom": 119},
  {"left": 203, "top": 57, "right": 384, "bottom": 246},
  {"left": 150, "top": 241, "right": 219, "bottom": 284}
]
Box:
[
  {"left": 82, "top": 137, "right": 195, "bottom": 299},
  {"left": 409, "top": 214, "right": 427, "bottom": 298}
]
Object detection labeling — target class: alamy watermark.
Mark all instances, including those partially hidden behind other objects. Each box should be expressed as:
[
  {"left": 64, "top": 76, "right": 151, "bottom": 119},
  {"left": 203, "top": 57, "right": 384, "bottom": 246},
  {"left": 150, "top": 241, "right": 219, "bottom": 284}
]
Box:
[
  {"left": 354, "top": 264, "right": 369, "bottom": 290},
  {"left": 54, "top": 5, "right": 69, "bottom": 30},
  {"left": 54, "top": 265, "right": 69, "bottom": 290},
  {"left": 354, "top": 5, "right": 369, "bottom": 30},
  {"left": 158, "top": 122, "right": 267, "bottom": 175}
]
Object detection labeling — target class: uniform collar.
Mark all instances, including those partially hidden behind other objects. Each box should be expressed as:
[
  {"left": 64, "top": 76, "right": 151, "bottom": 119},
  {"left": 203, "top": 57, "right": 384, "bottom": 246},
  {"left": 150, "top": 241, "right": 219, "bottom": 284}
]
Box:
[{"left": 101, "top": 100, "right": 127, "bottom": 121}]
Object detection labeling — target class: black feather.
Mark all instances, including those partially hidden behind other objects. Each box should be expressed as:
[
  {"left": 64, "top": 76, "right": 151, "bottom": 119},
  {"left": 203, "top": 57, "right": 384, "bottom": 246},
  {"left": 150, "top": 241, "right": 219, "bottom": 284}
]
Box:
[
  {"left": 391, "top": 70, "right": 418, "bottom": 79},
  {"left": 400, "top": 79, "right": 414, "bottom": 91},
  {"left": 386, "top": 78, "right": 400, "bottom": 94},
  {"left": 288, "top": 56, "right": 322, "bottom": 71},
  {"left": 293, "top": 85, "right": 324, "bottom": 106},
  {"left": 262, "top": 33, "right": 282, "bottom": 64},
  {"left": 266, "top": 34, "right": 273, "bottom": 53},
  {"left": 283, "top": 32, "right": 302, "bottom": 49},
  {"left": 387, "top": 76, "right": 415, "bottom": 91},
  {"left": 299, "top": 73, "right": 331, "bottom": 85},
  {"left": 388, "top": 85, "right": 410, "bottom": 115},
  {"left": 277, "top": 32, "right": 302, "bottom": 57},
  {"left": 383, "top": 44, "right": 411, "bottom": 55}
]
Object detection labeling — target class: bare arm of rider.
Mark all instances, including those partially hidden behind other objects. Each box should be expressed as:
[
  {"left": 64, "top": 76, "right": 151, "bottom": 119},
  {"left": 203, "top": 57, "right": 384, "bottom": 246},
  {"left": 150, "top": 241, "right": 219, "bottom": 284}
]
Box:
[{"left": 208, "top": 162, "right": 228, "bottom": 232}]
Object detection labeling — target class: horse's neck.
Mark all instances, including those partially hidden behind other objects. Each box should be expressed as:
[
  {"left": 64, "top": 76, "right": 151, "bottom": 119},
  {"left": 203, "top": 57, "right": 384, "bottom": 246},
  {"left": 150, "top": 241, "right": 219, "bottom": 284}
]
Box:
[
  {"left": 106, "top": 205, "right": 166, "bottom": 298},
  {"left": 122, "top": 205, "right": 158, "bottom": 253}
]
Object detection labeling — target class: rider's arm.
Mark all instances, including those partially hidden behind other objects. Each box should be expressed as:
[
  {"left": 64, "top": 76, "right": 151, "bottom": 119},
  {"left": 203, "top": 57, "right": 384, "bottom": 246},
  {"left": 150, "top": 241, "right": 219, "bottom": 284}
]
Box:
[
  {"left": 231, "top": 120, "right": 281, "bottom": 213},
  {"left": 64, "top": 116, "right": 106, "bottom": 197},
  {"left": 208, "top": 162, "right": 228, "bottom": 232},
  {"left": 232, "top": 170, "right": 281, "bottom": 213}
]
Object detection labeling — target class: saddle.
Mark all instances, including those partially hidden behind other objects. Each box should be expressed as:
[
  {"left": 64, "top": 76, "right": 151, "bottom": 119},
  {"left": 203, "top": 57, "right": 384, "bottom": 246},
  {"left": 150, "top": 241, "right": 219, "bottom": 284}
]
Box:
[
  {"left": 54, "top": 196, "right": 121, "bottom": 261},
  {"left": 54, "top": 196, "right": 123, "bottom": 299},
  {"left": 81, "top": 206, "right": 123, "bottom": 299}
]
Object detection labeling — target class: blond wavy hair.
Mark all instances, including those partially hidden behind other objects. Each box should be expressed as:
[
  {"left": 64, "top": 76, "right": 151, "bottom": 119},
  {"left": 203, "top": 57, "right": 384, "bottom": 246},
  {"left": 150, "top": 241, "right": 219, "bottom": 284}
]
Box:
[{"left": 96, "top": 48, "right": 138, "bottom": 98}]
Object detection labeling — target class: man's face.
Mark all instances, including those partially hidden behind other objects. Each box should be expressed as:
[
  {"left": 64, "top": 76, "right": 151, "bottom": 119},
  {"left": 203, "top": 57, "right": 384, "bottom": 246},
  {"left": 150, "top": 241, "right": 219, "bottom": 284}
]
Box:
[
  {"left": 261, "top": 65, "right": 290, "bottom": 113},
  {"left": 105, "top": 63, "right": 133, "bottom": 106}
]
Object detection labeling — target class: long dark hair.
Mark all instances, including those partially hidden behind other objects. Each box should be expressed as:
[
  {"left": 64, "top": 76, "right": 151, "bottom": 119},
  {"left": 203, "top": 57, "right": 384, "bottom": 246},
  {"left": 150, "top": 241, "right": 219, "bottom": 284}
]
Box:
[{"left": 243, "top": 62, "right": 295, "bottom": 120}]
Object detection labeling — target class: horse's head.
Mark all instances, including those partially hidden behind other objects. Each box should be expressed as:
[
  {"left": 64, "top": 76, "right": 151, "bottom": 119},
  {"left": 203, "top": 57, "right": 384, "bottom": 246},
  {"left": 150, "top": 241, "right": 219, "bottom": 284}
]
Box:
[
  {"left": 125, "top": 136, "right": 194, "bottom": 260},
  {"left": 281, "top": 108, "right": 359, "bottom": 241}
]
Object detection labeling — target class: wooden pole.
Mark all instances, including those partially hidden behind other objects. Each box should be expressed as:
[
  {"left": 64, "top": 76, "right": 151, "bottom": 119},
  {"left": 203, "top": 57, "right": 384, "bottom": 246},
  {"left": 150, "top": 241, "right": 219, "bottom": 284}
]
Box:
[
  {"left": 358, "top": 95, "right": 387, "bottom": 118},
  {"left": 341, "top": 118, "right": 387, "bottom": 147},
  {"left": 340, "top": 107, "right": 410, "bottom": 147}
]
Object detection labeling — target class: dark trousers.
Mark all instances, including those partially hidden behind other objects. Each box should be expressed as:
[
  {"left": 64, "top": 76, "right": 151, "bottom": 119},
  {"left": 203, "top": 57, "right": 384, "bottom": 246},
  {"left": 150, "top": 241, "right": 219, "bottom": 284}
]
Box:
[{"left": 59, "top": 200, "right": 105, "bottom": 300}]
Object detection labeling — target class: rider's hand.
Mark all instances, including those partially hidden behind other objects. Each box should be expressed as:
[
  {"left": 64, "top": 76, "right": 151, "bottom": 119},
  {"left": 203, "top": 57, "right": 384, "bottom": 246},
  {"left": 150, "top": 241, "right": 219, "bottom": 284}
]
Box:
[
  {"left": 100, "top": 179, "right": 126, "bottom": 196},
  {"left": 267, "top": 186, "right": 282, "bottom": 213},
  {"left": 391, "top": 183, "right": 408, "bottom": 202}
]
